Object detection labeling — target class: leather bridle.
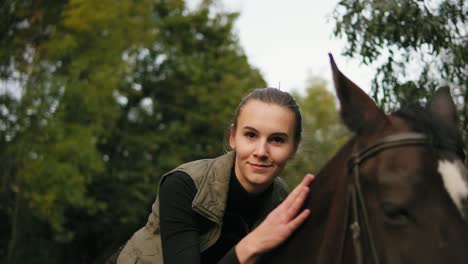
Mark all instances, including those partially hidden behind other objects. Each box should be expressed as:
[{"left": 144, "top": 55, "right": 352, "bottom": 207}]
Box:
[{"left": 341, "top": 132, "right": 430, "bottom": 264}]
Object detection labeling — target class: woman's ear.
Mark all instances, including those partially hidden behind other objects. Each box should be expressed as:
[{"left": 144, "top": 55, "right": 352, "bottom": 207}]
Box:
[
  {"left": 290, "top": 143, "right": 299, "bottom": 159},
  {"left": 229, "top": 124, "right": 236, "bottom": 150}
]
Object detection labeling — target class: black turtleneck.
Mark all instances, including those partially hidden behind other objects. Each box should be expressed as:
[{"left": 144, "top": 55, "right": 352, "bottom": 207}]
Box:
[{"left": 159, "top": 170, "right": 272, "bottom": 264}]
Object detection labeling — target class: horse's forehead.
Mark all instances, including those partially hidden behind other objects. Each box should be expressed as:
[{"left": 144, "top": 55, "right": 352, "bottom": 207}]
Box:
[
  {"left": 438, "top": 159, "right": 468, "bottom": 219},
  {"left": 385, "top": 115, "right": 414, "bottom": 132}
]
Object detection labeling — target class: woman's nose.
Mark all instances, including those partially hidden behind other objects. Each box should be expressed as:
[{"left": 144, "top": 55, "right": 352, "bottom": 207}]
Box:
[{"left": 253, "top": 140, "right": 269, "bottom": 158}]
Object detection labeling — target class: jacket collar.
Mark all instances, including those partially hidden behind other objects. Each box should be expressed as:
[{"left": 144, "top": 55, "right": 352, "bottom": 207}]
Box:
[{"left": 192, "top": 151, "right": 235, "bottom": 224}]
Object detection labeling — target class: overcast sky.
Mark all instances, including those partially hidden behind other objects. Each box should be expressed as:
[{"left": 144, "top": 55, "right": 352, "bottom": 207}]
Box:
[{"left": 189, "top": 0, "right": 374, "bottom": 94}]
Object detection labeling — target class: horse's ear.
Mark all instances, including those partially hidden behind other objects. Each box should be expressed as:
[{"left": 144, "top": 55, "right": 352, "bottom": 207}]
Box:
[
  {"left": 329, "top": 53, "right": 385, "bottom": 134},
  {"left": 427, "top": 86, "right": 458, "bottom": 126}
]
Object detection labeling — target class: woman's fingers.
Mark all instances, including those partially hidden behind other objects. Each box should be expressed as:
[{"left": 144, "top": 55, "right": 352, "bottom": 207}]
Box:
[
  {"left": 287, "top": 208, "right": 311, "bottom": 232},
  {"left": 277, "top": 174, "right": 314, "bottom": 215},
  {"left": 236, "top": 174, "right": 315, "bottom": 259},
  {"left": 286, "top": 185, "right": 309, "bottom": 218},
  {"left": 301, "top": 174, "right": 315, "bottom": 189}
]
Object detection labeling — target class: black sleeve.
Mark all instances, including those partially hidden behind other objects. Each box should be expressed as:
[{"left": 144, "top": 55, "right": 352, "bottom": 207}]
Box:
[
  {"left": 159, "top": 171, "right": 241, "bottom": 264},
  {"left": 159, "top": 171, "right": 201, "bottom": 264},
  {"left": 217, "top": 248, "right": 241, "bottom": 264}
]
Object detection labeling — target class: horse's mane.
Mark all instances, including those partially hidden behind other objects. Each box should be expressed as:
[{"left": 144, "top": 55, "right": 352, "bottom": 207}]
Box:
[{"left": 392, "top": 103, "right": 465, "bottom": 160}]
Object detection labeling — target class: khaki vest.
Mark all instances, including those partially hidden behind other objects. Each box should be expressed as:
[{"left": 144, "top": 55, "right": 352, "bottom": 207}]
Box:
[{"left": 117, "top": 151, "right": 289, "bottom": 264}]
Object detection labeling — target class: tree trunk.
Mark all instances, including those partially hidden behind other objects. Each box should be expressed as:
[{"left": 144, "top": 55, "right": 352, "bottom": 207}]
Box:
[{"left": 7, "top": 192, "right": 20, "bottom": 263}]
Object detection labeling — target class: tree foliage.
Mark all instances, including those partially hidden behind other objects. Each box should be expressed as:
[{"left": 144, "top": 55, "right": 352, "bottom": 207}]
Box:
[
  {"left": 1, "top": 0, "right": 154, "bottom": 261},
  {"left": 332, "top": 0, "right": 467, "bottom": 151},
  {"left": 0, "top": 0, "right": 264, "bottom": 263},
  {"left": 96, "top": 2, "right": 265, "bottom": 261}
]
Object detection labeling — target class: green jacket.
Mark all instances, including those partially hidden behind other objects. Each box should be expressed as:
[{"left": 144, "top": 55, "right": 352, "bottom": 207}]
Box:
[{"left": 117, "top": 151, "right": 289, "bottom": 264}]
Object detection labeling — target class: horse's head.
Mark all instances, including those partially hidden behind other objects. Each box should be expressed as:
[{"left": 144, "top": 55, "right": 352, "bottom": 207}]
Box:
[
  {"left": 263, "top": 54, "right": 468, "bottom": 264},
  {"left": 330, "top": 54, "right": 468, "bottom": 263}
]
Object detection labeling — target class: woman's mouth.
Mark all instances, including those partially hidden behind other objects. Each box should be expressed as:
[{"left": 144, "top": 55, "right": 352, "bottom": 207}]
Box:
[{"left": 249, "top": 162, "right": 272, "bottom": 169}]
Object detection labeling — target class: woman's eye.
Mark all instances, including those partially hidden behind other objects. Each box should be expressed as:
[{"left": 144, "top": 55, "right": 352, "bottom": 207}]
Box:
[
  {"left": 271, "top": 137, "right": 285, "bottom": 144},
  {"left": 244, "top": 132, "right": 256, "bottom": 138}
]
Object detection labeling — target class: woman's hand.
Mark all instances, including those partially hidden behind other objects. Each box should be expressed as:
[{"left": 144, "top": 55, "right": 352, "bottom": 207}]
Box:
[{"left": 235, "top": 174, "right": 315, "bottom": 264}]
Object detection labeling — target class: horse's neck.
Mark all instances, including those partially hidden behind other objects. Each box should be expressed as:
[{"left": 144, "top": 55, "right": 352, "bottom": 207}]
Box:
[
  {"left": 310, "top": 139, "right": 354, "bottom": 210},
  {"left": 310, "top": 139, "right": 355, "bottom": 264},
  {"left": 263, "top": 139, "right": 355, "bottom": 264}
]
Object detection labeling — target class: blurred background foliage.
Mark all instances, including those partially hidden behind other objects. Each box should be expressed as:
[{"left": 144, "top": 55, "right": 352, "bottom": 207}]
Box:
[
  {"left": 0, "top": 0, "right": 465, "bottom": 263},
  {"left": 333, "top": 0, "right": 467, "bottom": 152}
]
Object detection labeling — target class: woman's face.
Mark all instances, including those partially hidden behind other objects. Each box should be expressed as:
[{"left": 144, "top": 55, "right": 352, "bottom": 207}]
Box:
[{"left": 230, "top": 99, "right": 298, "bottom": 193}]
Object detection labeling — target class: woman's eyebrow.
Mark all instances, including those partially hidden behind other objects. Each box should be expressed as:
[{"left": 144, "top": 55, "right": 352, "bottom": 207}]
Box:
[
  {"left": 242, "top": 126, "right": 258, "bottom": 132},
  {"left": 242, "top": 126, "right": 289, "bottom": 138},
  {"left": 270, "top": 132, "right": 289, "bottom": 138}
]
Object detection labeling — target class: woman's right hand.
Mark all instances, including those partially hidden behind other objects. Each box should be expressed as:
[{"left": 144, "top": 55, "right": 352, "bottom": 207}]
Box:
[{"left": 235, "top": 174, "right": 314, "bottom": 264}]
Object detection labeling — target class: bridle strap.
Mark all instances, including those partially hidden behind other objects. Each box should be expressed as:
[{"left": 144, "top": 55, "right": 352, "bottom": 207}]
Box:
[
  {"left": 336, "top": 186, "right": 355, "bottom": 264},
  {"left": 347, "top": 132, "right": 430, "bottom": 264},
  {"left": 350, "top": 185, "right": 364, "bottom": 264},
  {"left": 349, "top": 133, "right": 429, "bottom": 169},
  {"left": 351, "top": 166, "right": 380, "bottom": 264}
]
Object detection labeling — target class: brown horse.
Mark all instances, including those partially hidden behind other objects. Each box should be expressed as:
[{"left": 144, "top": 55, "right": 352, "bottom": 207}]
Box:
[{"left": 262, "top": 54, "right": 468, "bottom": 264}]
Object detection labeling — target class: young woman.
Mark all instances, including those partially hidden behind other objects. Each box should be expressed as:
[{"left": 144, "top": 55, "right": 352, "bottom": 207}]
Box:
[{"left": 115, "top": 88, "right": 314, "bottom": 264}]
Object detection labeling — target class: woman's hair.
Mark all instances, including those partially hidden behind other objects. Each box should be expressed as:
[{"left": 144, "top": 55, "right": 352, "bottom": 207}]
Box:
[{"left": 231, "top": 87, "right": 303, "bottom": 146}]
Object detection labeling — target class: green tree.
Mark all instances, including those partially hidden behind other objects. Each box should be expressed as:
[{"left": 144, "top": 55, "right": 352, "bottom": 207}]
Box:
[
  {"left": 332, "top": 0, "right": 467, "bottom": 151},
  {"left": 97, "top": 2, "right": 265, "bottom": 260},
  {"left": 1, "top": 0, "right": 153, "bottom": 262},
  {"left": 283, "top": 77, "right": 349, "bottom": 187},
  {"left": 1, "top": 0, "right": 265, "bottom": 262}
]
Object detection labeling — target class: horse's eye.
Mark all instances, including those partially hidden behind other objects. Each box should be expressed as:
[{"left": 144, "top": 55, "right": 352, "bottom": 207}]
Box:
[{"left": 382, "top": 203, "right": 413, "bottom": 227}]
